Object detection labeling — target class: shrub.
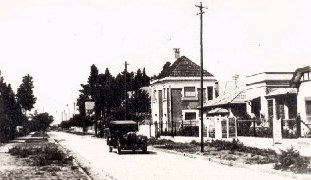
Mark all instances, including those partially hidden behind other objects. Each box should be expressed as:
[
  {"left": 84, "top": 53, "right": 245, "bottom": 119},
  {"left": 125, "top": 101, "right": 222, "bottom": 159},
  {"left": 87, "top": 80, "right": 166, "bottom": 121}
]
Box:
[
  {"left": 208, "top": 139, "right": 244, "bottom": 151},
  {"left": 9, "top": 146, "right": 31, "bottom": 158},
  {"left": 189, "top": 140, "right": 200, "bottom": 146},
  {"left": 274, "top": 146, "right": 311, "bottom": 173},
  {"left": 152, "top": 139, "right": 174, "bottom": 146},
  {"left": 207, "top": 139, "right": 276, "bottom": 157},
  {"left": 9, "top": 142, "right": 73, "bottom": 166}
]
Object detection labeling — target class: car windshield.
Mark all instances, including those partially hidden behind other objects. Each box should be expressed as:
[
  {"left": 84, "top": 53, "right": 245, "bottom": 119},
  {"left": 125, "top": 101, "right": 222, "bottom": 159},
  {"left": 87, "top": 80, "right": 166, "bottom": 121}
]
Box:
[{"left": 109, "top": 124, "right": 138, "bottom": 135}]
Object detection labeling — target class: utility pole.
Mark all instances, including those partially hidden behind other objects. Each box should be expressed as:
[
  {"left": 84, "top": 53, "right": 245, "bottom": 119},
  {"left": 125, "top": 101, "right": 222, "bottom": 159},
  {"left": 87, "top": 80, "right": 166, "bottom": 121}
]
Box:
[
  {"left": 124, "top": 61, "right": 129, "bottom": 120},
  {"left": 196, "top": 2, "right": 208, "bottom": 154}
]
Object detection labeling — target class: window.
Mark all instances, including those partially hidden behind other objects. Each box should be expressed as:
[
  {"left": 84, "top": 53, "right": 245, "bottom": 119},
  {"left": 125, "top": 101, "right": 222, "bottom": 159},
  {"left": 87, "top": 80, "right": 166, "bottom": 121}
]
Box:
[
  {"left": 185, "top": 112, "right": 196, "bottom": 120},
  {"left": 184, "top": 87, "right": 196, "bottom": 97},
  {"left": 305, "top": 72, "right": 310, "bottom": 81},
  {"left": 207, "top": 86, "right": 213, "bottom": 100},
  {"left": 163, "top": 88, "right": 167, "bottom": 99}
]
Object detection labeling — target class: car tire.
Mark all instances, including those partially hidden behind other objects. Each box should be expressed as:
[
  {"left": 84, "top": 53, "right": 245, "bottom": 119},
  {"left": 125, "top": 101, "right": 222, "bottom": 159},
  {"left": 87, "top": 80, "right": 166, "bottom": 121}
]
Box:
[
  {"left": 142, "top": 144, "right": 147, "bottom": 153},
  {"left": 117, "top": 141, "right": 122, "bottom": 154},
  {"left": 109, "top": 146, "right": 113, "bottom": 152}
]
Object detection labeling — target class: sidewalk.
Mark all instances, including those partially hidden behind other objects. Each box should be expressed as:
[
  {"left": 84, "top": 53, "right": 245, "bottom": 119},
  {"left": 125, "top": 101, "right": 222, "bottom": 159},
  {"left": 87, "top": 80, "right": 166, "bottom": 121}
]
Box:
[
  {"left": 160, "top": 136, "right": 311, "bottom": 156},
  {"left": 149, "top": 146, "right": 311, "bottom": 180}
]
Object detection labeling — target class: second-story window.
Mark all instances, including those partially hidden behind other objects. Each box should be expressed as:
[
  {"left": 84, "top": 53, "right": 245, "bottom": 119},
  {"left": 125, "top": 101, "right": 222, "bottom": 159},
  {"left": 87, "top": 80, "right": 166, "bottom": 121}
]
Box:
[
  {"left": 207, "top": 86, "right": 213, "bottom": 100},
  {"left": 184, "top": 87, "right": 196, "bottom": 97}
]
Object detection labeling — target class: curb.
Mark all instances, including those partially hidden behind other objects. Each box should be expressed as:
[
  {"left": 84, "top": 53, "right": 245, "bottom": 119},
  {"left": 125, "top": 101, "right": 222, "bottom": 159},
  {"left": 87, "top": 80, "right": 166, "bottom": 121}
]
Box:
[
  {"left": 150, "top": 146, "right": 308, "bottom": 179},
  {"left": 53, "top": 139, "right": 93, "bottom": 180}
]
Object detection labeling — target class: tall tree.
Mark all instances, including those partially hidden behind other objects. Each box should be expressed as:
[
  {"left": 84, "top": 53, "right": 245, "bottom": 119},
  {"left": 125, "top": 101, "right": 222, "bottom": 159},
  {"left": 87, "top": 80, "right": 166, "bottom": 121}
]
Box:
[
  {"left": 0, "top": 74, "right": 25, "bottom": 142},
  {"left": 16, "top": 74, "right": 36, "bottom": 114},
  {"left": 88, "top": 65, "right": 99, "bottom": 136},
  {"left": 88, "top": 64, "right": 99, "bottom": 99},
  {"left": 133, "top": 68, "right": 143, "bottom": 90},
  {"left": 142, "top": 68, "right": 150, "bottom": 87},
  {"left": 128, "top": 88, "right": 151, "bottom": 121}
]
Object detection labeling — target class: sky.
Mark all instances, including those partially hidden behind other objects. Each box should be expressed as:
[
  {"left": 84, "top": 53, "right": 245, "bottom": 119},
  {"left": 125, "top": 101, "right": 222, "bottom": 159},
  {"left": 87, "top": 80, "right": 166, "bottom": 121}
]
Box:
[{"left": 0, "top": 0, "right": 311, "bottom": 124}]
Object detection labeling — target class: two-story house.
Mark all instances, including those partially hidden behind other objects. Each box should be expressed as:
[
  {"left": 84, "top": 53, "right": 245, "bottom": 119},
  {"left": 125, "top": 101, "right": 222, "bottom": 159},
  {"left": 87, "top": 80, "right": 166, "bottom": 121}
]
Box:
[{"left": 150, "top": 55, "right": 217, "bottom": 134}]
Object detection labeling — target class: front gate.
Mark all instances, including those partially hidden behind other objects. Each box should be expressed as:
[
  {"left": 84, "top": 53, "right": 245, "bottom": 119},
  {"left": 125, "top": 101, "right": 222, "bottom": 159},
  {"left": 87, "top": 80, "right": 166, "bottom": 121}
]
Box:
[{"left": 206, "top": 117, "right": 237, "bottom": 139}]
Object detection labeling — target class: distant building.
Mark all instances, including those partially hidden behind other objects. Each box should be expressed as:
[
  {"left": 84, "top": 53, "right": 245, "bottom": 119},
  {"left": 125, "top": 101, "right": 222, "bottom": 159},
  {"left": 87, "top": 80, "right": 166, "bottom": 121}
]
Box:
[
  {"left": 150, "top": 55, "right": 217, "bottom": 133},
  {"left": 203, "top": 72, "right": 297, "bottom": 131},
  {"left": 245, "top": 72, "right": 296, "bottom": 121},
  {"left": 290, "top": 66, "right": 311, "bottom": 136}
]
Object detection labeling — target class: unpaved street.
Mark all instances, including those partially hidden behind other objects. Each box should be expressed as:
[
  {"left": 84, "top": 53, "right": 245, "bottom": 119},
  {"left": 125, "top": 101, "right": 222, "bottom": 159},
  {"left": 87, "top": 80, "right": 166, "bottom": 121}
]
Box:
[{"left": 49, "top": 131, "right": 300, "bottom": 180}]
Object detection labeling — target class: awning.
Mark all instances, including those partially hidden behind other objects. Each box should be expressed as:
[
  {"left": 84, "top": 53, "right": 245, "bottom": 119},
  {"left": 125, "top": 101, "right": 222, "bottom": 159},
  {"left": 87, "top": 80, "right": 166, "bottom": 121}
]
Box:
[
  {"left": 207, "top": 108, "right": 229, "bottom": 114},
  {"left": 265, "top": 88, "right": 297, "bottom": 97}
]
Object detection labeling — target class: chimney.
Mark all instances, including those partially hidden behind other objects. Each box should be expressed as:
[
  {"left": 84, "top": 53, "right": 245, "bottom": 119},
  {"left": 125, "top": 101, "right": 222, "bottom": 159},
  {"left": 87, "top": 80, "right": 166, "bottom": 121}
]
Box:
[{"left": 173, "top": 48, "right": 180, "bottom": 59}]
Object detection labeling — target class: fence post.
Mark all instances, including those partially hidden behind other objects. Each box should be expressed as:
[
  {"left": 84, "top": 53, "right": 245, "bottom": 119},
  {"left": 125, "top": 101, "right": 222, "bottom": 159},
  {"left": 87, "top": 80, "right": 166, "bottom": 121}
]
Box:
[
  {"left": 149, "top": 122, "right": 151, "bottom": 137},
  {"left": 226, "top": 118, "right": 229, "bottom": 138},
  {"left": 296, "top": 114, "right": 301, "bottom": 137},
  {"left": 253, "top": 118, "right": 256, "bottom": 137},
  {"left": 190, "top": 119, "right": 192, "bottom": 136},
  {"left": 234, "top": 118, "right": 237, "bottom": 139}
]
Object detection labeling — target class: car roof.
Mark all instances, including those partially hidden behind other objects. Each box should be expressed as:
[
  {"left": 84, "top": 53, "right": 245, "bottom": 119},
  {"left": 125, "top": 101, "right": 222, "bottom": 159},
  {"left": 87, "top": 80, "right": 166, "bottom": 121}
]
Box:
[{"left": 109, "top": 120, "right": 137, "bottom": 125}]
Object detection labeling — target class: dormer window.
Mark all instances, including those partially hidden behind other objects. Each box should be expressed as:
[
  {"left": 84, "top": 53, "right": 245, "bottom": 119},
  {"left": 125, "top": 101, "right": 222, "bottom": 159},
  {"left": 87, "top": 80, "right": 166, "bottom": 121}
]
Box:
[{"left": 302, "top": 72, "right": 310, "bottom": 81}]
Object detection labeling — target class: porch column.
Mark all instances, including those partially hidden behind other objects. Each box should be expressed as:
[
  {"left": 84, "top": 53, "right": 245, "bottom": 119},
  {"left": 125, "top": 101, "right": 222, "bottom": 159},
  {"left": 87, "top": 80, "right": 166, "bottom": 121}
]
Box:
[
  {"left": 272, "top": 98, "right": 282, "bottom": 144},
  {"left": 284, "top": 102, "right": 289, "bottom": 119},
  {"left": 260, "top": 96, "right": 268, "bottom": 118},
  {"left": 215, "top": 115, "right": 222, "bottom": 140},
  {"left": 284, "top": 102, "right": 289, "bottom": 128},
  {"left": 246, "top": 101, "right": 252, "bottom": 115}
]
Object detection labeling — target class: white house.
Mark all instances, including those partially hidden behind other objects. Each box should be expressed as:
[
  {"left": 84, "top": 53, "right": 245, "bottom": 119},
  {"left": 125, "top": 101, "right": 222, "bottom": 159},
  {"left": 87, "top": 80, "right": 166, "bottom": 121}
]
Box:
[
  {"left": 150, "top": 54, "right": 217, "bottom": 134},
  {"left": 290, "top": 66, "right": 311, "bottom": 136}
]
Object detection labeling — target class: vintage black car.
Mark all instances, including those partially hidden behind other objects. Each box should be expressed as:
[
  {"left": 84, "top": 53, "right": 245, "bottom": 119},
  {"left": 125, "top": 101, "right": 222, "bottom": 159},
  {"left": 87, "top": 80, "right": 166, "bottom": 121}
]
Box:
[{"left": 107, "top": 120, "right": 148, "bottom": 154}]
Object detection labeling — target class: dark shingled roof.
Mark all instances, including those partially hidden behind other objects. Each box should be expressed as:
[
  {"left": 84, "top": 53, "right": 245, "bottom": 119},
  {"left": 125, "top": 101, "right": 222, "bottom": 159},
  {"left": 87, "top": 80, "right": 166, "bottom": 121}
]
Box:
[{"left": 157, "top": 56, "right": 214, "bottom": 79}]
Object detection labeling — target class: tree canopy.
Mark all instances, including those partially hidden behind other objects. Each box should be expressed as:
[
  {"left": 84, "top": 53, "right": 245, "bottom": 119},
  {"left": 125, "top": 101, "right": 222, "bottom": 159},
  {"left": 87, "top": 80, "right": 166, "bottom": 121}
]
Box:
[
  {"left": 63, "top": 65, "right": 151, "bottom": 133},
  {"left": 0, "top": 74, "right": 27, "bottom": 142},
  {"left": 28, "top": 112, "right": 54, "bottom": 132},
  {"left": 16, "top": 74, "right": 37, "bottom": 112}
]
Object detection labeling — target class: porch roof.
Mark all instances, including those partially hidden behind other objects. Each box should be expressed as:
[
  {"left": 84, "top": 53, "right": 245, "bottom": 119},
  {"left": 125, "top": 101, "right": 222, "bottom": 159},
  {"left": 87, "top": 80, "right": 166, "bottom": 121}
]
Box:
[
  {"left": 207, "top": 108, "right": 229, "bottom": 114},
  {"left": 202, "top": 87, "right": 246, "bottom": 108},
  {"left": 265, "top": 88, "right": 297, "bottom": 97}
]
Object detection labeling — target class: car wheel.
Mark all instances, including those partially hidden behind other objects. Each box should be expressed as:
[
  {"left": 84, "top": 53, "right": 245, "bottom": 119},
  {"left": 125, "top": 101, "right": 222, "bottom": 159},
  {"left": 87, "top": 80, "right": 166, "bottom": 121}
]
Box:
[
  {"left": 117, "top": 141, "right": 122, "bottom": 154},
  {"left": 109, "top": 146, "right": 113, "bottom": 152},
  {"left": 142, "top": 144, "right": 147, "bottom": 153}
]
